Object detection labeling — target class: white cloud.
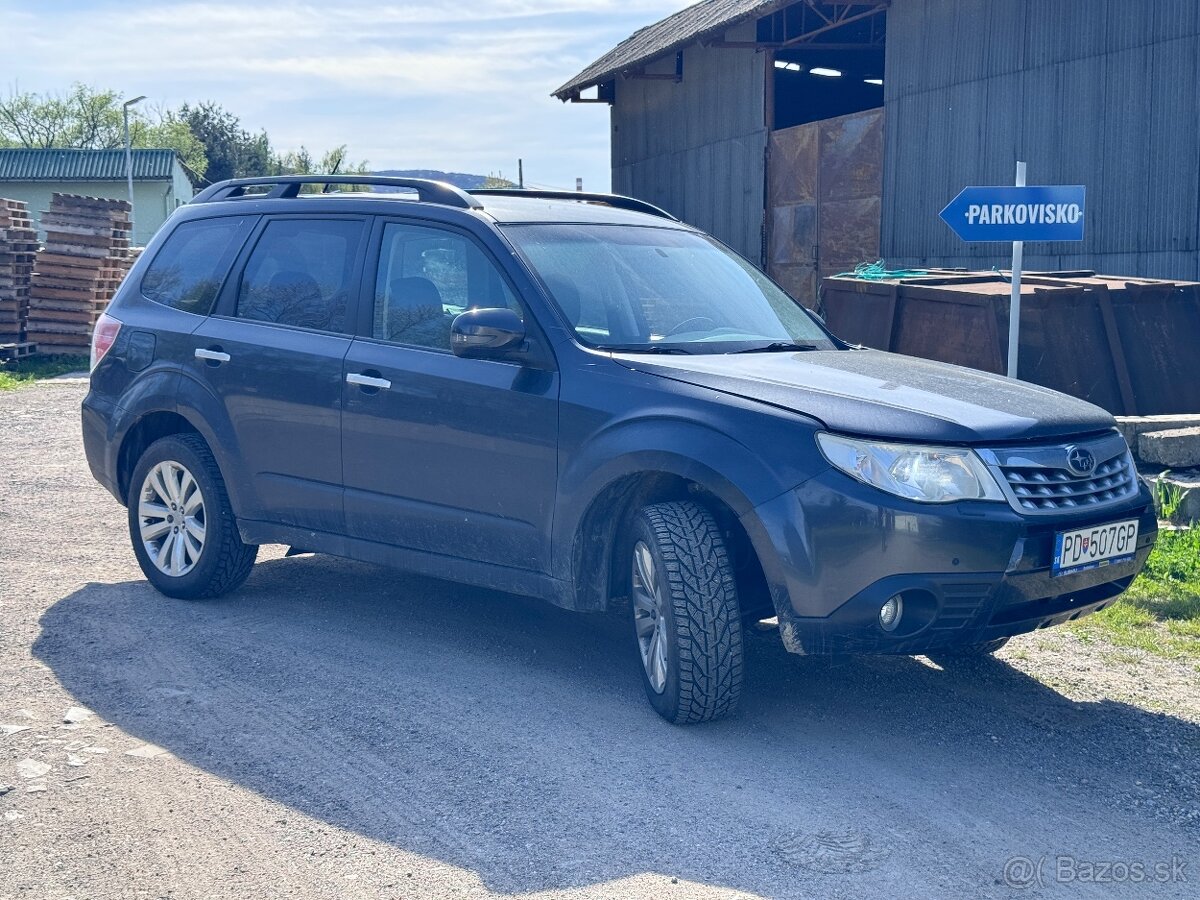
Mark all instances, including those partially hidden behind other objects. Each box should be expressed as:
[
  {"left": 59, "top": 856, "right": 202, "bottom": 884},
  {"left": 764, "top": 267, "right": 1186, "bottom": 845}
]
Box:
[{"left": 1, "top": 0, "right": 694, "bottom": 188}]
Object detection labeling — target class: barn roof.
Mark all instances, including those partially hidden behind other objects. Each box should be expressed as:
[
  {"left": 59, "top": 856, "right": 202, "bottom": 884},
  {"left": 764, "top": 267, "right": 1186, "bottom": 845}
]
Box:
[
  {"left": 0, "top": 148, "right": 185, "bottom": 182},
  {"left": 554, "top": 0, "right": 787, "bottom": 99}
]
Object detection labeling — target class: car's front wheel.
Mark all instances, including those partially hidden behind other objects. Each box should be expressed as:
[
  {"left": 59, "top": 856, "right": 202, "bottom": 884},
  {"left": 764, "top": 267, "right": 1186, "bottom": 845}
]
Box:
[
  {"left": 127, "top": 434, "right": 257, "bottom": 600},
  {"left": 629, "top": 501, "right": 744, "bottom": 724}
]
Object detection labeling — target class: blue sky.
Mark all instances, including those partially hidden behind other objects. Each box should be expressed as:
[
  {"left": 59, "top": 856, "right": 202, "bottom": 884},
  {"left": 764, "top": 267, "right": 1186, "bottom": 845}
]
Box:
[{"left": 3, "top": 0, "right": 695, "bottom": 190}]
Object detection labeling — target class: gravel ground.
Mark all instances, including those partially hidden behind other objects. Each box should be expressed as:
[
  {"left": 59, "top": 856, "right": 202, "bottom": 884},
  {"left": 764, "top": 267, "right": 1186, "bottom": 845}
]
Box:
[{"left": 2, "top": 379, "right": 1198, "bottom": 899}]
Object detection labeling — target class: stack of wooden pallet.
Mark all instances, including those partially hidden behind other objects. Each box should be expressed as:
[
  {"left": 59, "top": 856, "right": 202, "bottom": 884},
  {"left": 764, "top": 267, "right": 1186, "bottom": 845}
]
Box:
[
  {"left": 0, "top": 198, "right": 39, "bottom": 346},
  {"left": 26, "top": 193, "right": 134, "bottom": 353}
]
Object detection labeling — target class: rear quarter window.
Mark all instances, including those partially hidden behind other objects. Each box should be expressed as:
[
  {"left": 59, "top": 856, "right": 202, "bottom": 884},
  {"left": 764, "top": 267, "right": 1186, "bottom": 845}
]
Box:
[{"left": 141, "top": 216, "right": 251, "bottom": 315}]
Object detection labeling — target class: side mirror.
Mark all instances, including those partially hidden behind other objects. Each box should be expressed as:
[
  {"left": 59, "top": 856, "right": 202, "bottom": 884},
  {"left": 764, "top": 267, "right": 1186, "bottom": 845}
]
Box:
[{"left": 450, "top": 307, "right": 527, "bottom": 358}]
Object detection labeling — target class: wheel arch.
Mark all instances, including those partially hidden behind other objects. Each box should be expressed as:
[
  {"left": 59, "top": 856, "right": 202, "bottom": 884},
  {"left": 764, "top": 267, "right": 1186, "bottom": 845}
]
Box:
[
  {"left": 116, "top": 411, "right": 201, "bottom": 502},
  {"left": 116, "top": 374, "right": 247, "bottom": 516},
  {"left": 560, "top": 447, "right": 775, "bottom": 617},
  {"left": 574, "top": 470, "right": 775, "bottom": 619}
]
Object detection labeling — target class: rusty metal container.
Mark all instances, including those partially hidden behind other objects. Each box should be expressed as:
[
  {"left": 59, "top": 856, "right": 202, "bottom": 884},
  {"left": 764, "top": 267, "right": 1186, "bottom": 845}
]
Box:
[{"left": 820, "top": 270, "right": 1200, "bottom": 416}]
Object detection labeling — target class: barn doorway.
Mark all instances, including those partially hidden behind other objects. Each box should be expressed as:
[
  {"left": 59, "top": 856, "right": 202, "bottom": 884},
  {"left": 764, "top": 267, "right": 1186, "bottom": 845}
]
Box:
[{"left": 761, "top": 2, "right": 887, "bottom": 308}]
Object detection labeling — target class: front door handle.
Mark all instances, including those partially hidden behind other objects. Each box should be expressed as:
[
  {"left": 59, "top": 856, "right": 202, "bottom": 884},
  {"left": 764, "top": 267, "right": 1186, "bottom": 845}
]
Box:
[
  {"left": 346, "top": 372, "right": 392, "bottom": 391},
  {"left": 195, "top": 348, "right": 231, "bottom": 364}
]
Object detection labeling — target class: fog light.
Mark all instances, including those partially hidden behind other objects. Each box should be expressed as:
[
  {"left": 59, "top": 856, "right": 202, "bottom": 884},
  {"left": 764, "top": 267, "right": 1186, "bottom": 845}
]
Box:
[{"left": 879, "top": 595, "right": 903, "bottom": 632}]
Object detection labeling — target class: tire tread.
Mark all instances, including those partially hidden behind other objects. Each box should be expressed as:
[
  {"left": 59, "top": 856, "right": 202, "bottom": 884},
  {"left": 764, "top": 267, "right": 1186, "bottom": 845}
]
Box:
[{"left": 641, "top": 501, "right": 744, "bottom": 723}]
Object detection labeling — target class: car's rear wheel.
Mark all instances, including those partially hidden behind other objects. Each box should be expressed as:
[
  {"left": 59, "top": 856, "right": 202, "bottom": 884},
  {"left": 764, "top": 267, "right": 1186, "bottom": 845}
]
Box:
[
  {"left": 629, "top": 501, "right": 743, "bottom": 724},
  {"left": 127, "top": 434, "right": 257, "bottom": 600}
]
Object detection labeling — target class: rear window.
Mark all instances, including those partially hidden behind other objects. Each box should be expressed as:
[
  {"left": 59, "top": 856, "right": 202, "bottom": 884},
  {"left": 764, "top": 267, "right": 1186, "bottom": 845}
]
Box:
[
  {"left": 141, "top": 216, "right": 251, "bottom": 315},
  {"left": 236, "top": 218, "right": 364, "bottom": 333}
]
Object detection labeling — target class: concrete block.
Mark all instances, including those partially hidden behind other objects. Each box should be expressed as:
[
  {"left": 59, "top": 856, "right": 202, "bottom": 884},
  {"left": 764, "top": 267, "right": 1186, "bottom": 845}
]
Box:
[
  {"left": 1116, "top": 415, "right": 1200, "bottom": 454},
  {"left": 1139, "top": 427, "right": 1200, "bottom": 468}
]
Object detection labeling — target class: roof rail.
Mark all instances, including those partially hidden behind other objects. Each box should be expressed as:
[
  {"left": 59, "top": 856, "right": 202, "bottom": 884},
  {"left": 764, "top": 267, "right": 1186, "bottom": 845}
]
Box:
[
  {"left": 468, "top": 188, "right": 677, "bottom": 221},
  {"left": 191, "top": 175, "right": 484, "bottom": 209}
]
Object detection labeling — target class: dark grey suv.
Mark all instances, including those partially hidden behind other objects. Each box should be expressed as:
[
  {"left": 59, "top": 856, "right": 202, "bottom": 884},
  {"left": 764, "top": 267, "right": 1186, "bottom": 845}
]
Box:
[{"left": 83, "top": 175, "right": 1157, "bottom": 723}]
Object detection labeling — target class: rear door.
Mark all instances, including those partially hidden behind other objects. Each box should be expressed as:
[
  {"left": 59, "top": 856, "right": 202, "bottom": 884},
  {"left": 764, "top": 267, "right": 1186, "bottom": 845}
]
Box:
[
  {"left": 340, "top": 217, "right": 559, "bottom": 571},
  {"left": 187, "top": 215, "right": 368, "bottom": 533}
]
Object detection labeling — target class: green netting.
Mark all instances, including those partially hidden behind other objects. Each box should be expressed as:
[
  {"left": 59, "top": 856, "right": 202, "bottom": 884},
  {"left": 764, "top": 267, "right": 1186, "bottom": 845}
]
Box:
[{"left": 834, "top": 260, "right": 929, "bottom": 280}]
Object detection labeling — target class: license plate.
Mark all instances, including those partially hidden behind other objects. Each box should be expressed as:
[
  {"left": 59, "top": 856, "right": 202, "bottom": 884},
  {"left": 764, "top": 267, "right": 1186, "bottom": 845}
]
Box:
[{"left": 1052, "top": 520, "right": 1139, "bottom": 576}]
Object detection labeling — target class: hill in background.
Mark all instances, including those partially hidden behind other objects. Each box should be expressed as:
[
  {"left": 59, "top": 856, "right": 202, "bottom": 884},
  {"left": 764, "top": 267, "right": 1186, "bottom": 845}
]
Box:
[{"left": 372, "top": 169, "right": 515, "bottom": 190}]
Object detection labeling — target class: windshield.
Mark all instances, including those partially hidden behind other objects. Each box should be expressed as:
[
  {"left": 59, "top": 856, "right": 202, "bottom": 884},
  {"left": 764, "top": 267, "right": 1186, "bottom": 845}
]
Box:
[{"left": 501, "top": 224, "right": 836, "bottom": 353}]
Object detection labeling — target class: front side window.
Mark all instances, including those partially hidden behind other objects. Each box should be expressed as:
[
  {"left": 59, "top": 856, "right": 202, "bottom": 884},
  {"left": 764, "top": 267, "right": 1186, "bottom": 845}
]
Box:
[
  {"left": 141, "top": 216, "right": 250, "bottom": 315},
  {"left": 371, "top": 222, "right": 520, "bottom": 351},
  {"left": 502, "top": 224, "right": 834, "bottom": 354},
  {"left": 236, "top": 218, "right": 364, "bottom": 332}
]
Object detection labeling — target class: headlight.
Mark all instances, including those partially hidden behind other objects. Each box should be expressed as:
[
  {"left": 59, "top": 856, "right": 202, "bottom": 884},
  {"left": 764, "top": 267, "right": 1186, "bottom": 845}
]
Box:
[{"left": 816, "top": 433, "right": 1005, "bottom": 504}]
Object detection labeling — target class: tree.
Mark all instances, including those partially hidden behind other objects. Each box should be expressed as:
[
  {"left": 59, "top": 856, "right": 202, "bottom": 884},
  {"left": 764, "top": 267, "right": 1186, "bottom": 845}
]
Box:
[
  {"left": 131, "top": 117, "right": 208, "bottom": 180},
  {"left": 274, "top": 144, "right": 371, "bottom": 191},
  {"left": 273, "top": 145, "right": 315, "bottom": 175},
  {"left": 0, "top": 84, "right": 208, "bottom": 178},
  {"left": 171, "top": 101, "right": 272, "bottom": 182},
  {"left": 0, "top": 85, "right": 373, "bottom": 189},
  {"left": 0, "top": 84, "right": 123, "bottom": 149},
  {"left": 176, "top": 103, "right": 369, "bottom": 188}
]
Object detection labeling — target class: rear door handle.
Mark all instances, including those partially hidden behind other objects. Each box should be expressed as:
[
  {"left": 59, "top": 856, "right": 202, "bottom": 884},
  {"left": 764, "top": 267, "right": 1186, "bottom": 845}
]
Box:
[
  {"left": 195, "top": 348, "right": 231, "bottom": 363},
  {"left": 346, "top": 372, "right": 392, "bottom": 391}
]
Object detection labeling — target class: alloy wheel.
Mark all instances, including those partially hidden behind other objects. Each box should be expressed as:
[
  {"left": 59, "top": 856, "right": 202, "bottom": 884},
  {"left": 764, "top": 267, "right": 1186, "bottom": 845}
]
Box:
[
  {"left": 632, "top": 540, "right": 669, "bottom": 694},
  {"left": 138, "top": 461, "right": 206, "bottom": 577}
]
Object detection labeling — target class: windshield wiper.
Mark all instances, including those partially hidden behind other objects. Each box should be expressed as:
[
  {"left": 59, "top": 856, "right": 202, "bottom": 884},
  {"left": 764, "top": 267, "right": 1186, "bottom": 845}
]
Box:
[
  {"left": 729, "top": 341, "right": 822, "bottom": 354},
  {"left": 604, "top": 344, "right": 693, "bottom": 355}
]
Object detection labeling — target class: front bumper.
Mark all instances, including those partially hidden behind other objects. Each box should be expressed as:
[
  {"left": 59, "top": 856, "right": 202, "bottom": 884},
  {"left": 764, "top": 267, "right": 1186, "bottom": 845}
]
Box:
[{"left": 742, "top": 468, "right": 1158, "bottom": 656}]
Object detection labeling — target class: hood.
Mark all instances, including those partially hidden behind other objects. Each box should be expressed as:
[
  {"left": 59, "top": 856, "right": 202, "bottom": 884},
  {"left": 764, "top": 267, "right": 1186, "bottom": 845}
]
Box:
[{"left": 613, "top": 348, "right": 1116, "bottom": 444}]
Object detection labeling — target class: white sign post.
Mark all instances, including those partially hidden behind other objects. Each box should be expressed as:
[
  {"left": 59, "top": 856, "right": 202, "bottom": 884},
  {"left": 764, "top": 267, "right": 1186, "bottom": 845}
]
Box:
[
  {"left": 1007, "top": 161, "right": 1026, "bottom": 380},
  {"left": 939, "top": 170, "right": 1087, "bottom": 381}
]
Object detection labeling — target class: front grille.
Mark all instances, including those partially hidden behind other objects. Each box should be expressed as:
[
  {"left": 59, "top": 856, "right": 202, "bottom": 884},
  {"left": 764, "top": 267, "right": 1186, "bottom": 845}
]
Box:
[{"left": 999, "top": 452, "right": 1136, "bottom": 512}]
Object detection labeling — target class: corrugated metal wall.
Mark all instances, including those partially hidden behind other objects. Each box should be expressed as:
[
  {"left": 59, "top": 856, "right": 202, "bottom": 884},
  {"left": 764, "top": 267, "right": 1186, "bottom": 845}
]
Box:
[
  {"left": 882, "top": 0, "right": 1200, "bottom": 280},
  {"left": 611, "top": 21, "right": 767, "bottom": 263}
]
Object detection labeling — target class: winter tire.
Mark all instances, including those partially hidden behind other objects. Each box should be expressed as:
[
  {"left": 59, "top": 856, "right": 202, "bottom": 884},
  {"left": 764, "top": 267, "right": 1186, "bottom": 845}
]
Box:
[
  {"left": 127, "top": 434, "right": 257, "bottom": 599},
  {"left": 629, "top": 501, "right": 744, "bottom": 724}
]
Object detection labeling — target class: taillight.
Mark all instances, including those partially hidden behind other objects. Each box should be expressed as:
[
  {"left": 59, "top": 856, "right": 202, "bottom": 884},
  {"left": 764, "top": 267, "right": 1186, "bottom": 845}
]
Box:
[{"left": 90, "top": 313, "right": 123, "bottom": 371}]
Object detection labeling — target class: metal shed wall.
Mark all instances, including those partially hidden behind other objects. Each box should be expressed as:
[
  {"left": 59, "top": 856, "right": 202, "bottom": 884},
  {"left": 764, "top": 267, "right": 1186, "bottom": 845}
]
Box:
[
  {"left": 611, "top": 20, "right": 767, "bottom": 263},
  {"left": 0, "top": 178, "right": 189, "bottom": 246},
  {"left": 881, "top": 0, "right": 1200, "bottom": 281}
]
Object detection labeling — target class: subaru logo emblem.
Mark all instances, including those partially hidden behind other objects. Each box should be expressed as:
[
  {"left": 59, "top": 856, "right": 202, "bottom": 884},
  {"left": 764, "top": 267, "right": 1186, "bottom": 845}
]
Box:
[{"left": 1066, "top": 446, "right": 1096, "bottom": 476}]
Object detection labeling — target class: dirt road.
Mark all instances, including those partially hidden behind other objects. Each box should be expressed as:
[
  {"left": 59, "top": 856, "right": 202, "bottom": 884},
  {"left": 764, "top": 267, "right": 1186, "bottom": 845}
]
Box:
[{"left": 2, "top": 380, "right": 1198, "bottom": 899}]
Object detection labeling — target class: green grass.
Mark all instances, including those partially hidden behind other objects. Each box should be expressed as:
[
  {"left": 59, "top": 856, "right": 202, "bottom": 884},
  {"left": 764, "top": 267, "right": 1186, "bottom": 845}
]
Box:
[
  {"left": 1073, "top": 527, "right": 1200, "bottom": 660},
  {"left": 1155, "top": 477, "right": 1186, "bottom": 521},
  {"left": 0, "top": 354, "right": 90, "bottom": 390}
]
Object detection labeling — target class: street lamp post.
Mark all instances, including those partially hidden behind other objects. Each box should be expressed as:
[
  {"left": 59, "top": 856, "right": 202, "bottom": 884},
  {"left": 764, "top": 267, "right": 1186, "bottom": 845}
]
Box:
[{"left": 122, "top": 95, "right": 146, "bottom": 242}]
